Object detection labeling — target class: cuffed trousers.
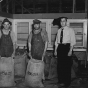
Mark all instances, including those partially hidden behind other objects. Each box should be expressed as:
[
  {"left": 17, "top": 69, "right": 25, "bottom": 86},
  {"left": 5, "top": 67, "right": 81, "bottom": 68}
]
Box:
[{"left": 57, "top": 43, "right": 71, "bottom": 87}]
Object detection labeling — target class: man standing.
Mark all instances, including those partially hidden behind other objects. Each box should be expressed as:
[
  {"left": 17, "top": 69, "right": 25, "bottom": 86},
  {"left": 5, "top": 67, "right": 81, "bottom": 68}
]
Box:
[
  {"left": 27, "top": 19, "right": 48, "bottom": 85},
  {"left": 0, "top": 18, "right": 16, "bottom": 57},
  {"left": 28, "top": 19, "right": 48, "bottom": 60},
  {"left": 54, "top": 17, "right": 76, "bottom": 87}
]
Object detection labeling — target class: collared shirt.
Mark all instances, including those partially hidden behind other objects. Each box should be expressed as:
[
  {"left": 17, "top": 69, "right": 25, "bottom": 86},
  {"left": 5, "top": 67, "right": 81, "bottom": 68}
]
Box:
[
  {"left": 55, "top": 26, "right": 76, "bottom": 47},
  {"left": 0, "top": 30, "right": 16, "bottom": 45}
]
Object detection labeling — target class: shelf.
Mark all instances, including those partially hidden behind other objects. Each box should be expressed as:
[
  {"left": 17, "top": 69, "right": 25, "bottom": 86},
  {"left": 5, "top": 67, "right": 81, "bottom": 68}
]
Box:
[
  {"left": 75, "top": 34, "right": 83, "bottom": 35},
  {"left": 17, "top": 38, "right": 27, "bottom": 41},
  {"left": 17, "top": 33, "right": 28, "bottom": 34}
]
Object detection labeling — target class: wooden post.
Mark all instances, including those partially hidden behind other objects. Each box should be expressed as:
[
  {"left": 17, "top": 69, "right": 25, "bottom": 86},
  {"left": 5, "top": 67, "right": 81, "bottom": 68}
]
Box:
[
  {"left": 21, "top": 0, "right": 23, "bottom": 14},
  {"left": 85, "top": 0, "right": 87, "bottom": 13},
  {"left": 12, "top": 0, "right": 15, "bottom": 14},
  {"left": 6, "top": 0, "right": 9, "bottom": 13},
  {"left": 33, "top": 0, "right": 35, "bottom": 13},
  {"left": 73, "top": 0, "right": 76, "bottom": 13},
  {"left": 46, "top": 0, "right": 48, "bottom": 13},
  {"left": 84, "top": 0, "right": 87, "bottom": 68},
  {"left": 59, "top": 0, "right": 62, "bottom": 13},
  {"left": 0, "top": 2, "right": 2, "bottom": 12}
]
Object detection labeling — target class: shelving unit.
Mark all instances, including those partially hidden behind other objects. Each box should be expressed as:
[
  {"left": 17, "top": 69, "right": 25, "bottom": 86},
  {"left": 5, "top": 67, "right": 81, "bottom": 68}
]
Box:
[
  {"left": 17, "top": 22, "right": 29, "bottom": 46},
  {"left": 69, "top": 23, "right": 84, "bottom": 47},
  {"left": 15, "top": 20, "right": 47, "bottom": 46},
  {"left": 13, "top": 19, "right": 87, "bottom": 51}
]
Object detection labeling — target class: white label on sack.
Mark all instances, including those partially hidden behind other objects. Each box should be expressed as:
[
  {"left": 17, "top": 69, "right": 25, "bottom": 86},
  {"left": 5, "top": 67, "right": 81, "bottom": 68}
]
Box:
[
  {"left": 0, "top": 71, "right": 12, "bottom": 76},
  {"left": 27, "top": 71, "right": 38, "bottom": 76}
]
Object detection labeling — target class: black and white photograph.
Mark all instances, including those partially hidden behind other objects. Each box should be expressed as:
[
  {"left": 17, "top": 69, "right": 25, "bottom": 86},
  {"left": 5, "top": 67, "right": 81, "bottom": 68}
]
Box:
[{"left": 0, "top": 0, "right": 87, "bottom": 88}]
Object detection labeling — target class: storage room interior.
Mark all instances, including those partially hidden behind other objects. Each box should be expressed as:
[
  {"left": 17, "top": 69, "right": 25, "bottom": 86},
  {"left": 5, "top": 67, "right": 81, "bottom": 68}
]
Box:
[{"left": 0, "top": 0, "right": 87, "bottom": 88}]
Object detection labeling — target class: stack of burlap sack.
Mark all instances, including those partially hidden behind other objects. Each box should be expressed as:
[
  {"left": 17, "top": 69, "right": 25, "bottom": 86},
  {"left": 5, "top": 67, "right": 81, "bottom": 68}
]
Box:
[{"left": 15, "top": 46, "right": 45, "bottom": 88}]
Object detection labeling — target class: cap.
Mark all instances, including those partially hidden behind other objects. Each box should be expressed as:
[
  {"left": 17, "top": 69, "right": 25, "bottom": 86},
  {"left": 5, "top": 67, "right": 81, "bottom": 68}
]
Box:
[
  {"left": 33, "top": 19, "right": 41, "bottom": 24},
  {"left": 2, "top": 18, "right": 12, "bottom": 25}
]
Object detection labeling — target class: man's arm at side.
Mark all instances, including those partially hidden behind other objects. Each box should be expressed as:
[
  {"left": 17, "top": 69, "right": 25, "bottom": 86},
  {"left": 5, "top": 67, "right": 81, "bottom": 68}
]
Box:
[
  {"left": 11, "top": 31, "right": 17, "bottom": 56},
  {"left": 68, "top": 28, "right": 76, "bottom": 56},
  {"left": 54, "top": 32, "right": 58, "bottom": 56}
]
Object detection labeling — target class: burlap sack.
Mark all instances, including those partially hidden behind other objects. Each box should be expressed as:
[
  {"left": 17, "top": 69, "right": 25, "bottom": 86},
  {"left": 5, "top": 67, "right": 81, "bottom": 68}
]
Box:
[
  {"left": 25, "top": 58, "right": 44, "bottom": 87},
  {"left": 14, "top": 54, "right": 26, "bottom": 77},
  {"left": 0, "top": 57, "right": 14, "bottom": 87}
]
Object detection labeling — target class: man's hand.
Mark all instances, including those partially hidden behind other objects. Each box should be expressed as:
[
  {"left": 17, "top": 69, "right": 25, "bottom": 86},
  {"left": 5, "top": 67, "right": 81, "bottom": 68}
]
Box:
[
  {"left": 68, "top": 46, "right": 73, "bottom": 56},
  {"left": 29, "top": 51, "right": 32, "bottom": 58},
  {"left": 42, "top": 51, "right": 46, "bottom": 60},
  {"left": 68, "top": 51, "right": 72, "bottom": 56},
  {"left": 12, "top": 53, "right": 15, "bottom": 58},
  {"left": 54, "top": 51, "right": 57, "bottom": 56}
]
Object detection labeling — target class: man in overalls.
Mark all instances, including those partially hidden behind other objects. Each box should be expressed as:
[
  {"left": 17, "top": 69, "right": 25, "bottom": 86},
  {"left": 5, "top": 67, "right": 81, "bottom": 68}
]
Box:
[
  {"left": 0, "top": 18, "right": 16, "bottom": 57},
  {"left": 28, "top": 19, "right": 48, "bottom": 83},
  {"left": 28, "top": 19, "right": 48, "bottom": 61}
]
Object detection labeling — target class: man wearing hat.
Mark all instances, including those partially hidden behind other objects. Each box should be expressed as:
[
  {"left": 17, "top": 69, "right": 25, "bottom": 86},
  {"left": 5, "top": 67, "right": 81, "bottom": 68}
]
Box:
[
  {"left": 0, "top": 18, "right": 16, "bottom": 57},
  {"left": 27, "top": 19, "right": 48, "bottom": 85},
  {"left": 28, "top": 19, "right": 48, "bottom": 60}
]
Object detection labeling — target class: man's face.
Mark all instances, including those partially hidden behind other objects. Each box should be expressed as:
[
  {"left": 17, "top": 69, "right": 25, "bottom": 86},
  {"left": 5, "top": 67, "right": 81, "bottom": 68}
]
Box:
[
  {"left": 3, "top": 22, "right": 10, "bottom": 30},
  {"left": 34, "top": 23, "right": 40, "bottom": 30},
  {"left": 60, "top": 18, "right": 67, "bottom": 27}
]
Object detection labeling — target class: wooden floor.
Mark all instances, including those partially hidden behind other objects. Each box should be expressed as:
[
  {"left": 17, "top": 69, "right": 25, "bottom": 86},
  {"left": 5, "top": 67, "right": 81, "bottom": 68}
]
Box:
[{"left": 5, "top": 76, "right": 88, "bottom": 88}]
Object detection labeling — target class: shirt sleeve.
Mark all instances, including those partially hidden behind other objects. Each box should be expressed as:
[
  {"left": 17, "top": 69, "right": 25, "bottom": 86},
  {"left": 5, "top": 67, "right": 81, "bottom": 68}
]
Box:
[
  {"left": 11, "top": 31, "right": 16, "bottom": 44},
  {"left": 55, "top": 32, "right": 58, "bottom": 47},
  {"left": 28, "top": 31, "right": 32, "bottom": 44},
  {"left": 70, "top": 28, "right": 76, "bottom": 46},
  {"left": 41, "top": 30, "right": 49, "bottom": 43},
  {"left": 0, "top": 30, "right": 1, "bottom": 38}
]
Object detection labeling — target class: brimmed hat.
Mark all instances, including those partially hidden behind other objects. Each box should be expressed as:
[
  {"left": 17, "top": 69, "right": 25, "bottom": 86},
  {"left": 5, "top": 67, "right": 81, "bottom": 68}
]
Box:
[
  {"left": 33, "top": 19, "right": 41, "bottom": 24},
  {"left": 2, "top": 18, "right": 12, "bottom": 25}
]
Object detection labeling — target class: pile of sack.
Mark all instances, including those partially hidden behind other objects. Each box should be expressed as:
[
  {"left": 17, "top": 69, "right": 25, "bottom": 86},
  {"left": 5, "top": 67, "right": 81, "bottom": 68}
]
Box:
[
  {"left": 44, "top": 52, "right": 52, "bottom": 79},
  {"left": 14, "top": 46, "right": 27, "bottom": 77},
  {"left": 71, "top": 54, "right": 79, "bottom": 79}
]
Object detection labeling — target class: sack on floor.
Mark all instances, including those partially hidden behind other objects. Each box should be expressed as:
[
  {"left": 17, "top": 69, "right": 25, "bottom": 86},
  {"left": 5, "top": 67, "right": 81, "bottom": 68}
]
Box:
[
  {"left": 14, "top": 53, "right": 26, "bottom": 77},
  {"left": 25, "top": 58, "right": 44, "bottom": 87},
  {"left": 48, "top": 57, "right": 58, "bottom": 79},
  {"left": 44, "top": 53, "right": 51, "bottom": 79},
  {"left": 0, "top": 57, "right": 14, "bottom": 87},
  {"left": 71, "top": 54, "right": 78, "bottom": 79},
  {"left": 71, "top": 68, "right": 76, "bottom": 79}
]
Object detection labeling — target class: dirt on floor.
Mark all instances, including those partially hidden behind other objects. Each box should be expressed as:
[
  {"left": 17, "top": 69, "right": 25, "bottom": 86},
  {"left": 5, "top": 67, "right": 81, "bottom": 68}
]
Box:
[{"left": 4, "top": 76, "right": 88, "bottom": 88}]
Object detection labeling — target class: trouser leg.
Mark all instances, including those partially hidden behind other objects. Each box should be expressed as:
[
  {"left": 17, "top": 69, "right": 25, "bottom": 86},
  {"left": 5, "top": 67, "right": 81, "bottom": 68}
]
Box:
[{"left": 57, "top": 44, "right": 71, "bottom": 86}]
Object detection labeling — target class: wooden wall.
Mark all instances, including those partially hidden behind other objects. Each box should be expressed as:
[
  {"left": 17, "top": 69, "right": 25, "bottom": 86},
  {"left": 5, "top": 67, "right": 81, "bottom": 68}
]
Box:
[
  {"left": 13, "top": 13, "right": 87, "bottom": 19},
  {"left": 0, "top": 12, "right": 12, "bottom": 18}
]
